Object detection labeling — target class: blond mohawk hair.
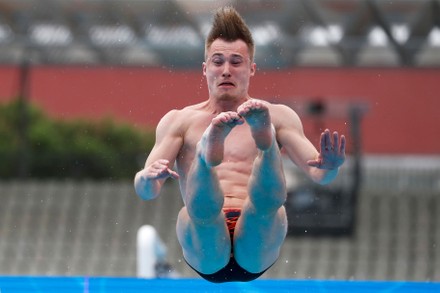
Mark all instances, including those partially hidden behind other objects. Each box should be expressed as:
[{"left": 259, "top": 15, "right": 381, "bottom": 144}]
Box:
[{"left": 205, "top": 6, "right": 255, "bottom": 61}]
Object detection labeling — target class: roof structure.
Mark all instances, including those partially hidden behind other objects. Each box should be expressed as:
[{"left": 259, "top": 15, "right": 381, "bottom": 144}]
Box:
[{"left": 0, "top": 0, "right": 438, "bottom": 67}]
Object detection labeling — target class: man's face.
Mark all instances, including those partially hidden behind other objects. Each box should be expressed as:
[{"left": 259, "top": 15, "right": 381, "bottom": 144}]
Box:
[{"left": 203, "top": 39, "right": 256, "bottom": 101}]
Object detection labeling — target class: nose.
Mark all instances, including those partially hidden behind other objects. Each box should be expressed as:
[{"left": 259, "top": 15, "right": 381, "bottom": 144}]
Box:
[{"left": 222, "top": 62, "right": 231, "bottom": 77}]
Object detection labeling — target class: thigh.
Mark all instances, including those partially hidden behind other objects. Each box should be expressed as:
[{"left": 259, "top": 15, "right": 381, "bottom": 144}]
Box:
[
  {"left": 176, "top": 207, "right": 232, "bottom": 274},
  {"left": 233, "top": 203, "right": 288, "bottom": 273}
]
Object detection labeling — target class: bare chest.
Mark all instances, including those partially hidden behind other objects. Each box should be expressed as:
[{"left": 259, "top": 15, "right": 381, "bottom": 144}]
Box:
[{"left": 177, "top": 122, "right": 258, "bottom": 174}]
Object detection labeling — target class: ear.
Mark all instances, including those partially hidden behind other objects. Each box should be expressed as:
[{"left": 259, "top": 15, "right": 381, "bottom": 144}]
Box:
[
  {"left": 202, "top": 62, "right": 207, "bottom": 76},
  {"left": 250, "top": 62, "right": 256, "bottom": 77}
]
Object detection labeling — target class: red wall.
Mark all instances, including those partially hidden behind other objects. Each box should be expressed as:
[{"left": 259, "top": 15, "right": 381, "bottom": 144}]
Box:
[{"left": 0, "top": 66, "right": 439, "bottom": 155}]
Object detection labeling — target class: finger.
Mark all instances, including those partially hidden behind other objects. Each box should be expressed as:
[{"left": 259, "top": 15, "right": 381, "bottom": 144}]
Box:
[
  {"left": 154, "top": 168, "right": 174, "bottom": 179},
  {"left": 168, "top": 169, "right": 180, "bottom": 179},
  {"left": 333, "top": 131, "right": 339, "bottom": 151},
  {"left": 324, "top": 129, "right": 331, "bottom": 150},
  {"left": 154, "top": 160, "right": 170, "bottom": 170},
  {"left": 152, "top": 165, "right": 168, "bottom": 174},
  {"left": 158, "top": 159, "right": 170, "bottom": 165},
  {"left": 232, "top": 118, "right": 245, "bottom": 126},
  {"left": 149, "top": 170, "right": 164, "bottom": 179},
  {"left": 340, "top": 135, "right": 346, "bottom": 153},
  {"left": 307, "top": 159, "right": 320, "bottom": 168},
  {"left": 235, "top": 117, "right": 245, "bottom": 125},
  {"left": 219, "top": 114, "right": 229, "bottom": 123},
  {"left": 237, "top": 107, "right": 247, "bottom": 116},
  {"left": 320, "top": 131, "right": 326, "bottom": 151},
  {"left": 231, "top": 113, "right": 244, "bottom": 123},
  {"left": 156, "top": 167, "right": 169, "bottom": 177},
  {"left": 322, "top": 129, "right": 331, "bottom": 151}
]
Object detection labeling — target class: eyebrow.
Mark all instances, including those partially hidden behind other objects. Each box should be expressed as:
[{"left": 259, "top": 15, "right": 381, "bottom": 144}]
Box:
[{"left": 210, "top": 53, "right": 244, "bottom": 59}]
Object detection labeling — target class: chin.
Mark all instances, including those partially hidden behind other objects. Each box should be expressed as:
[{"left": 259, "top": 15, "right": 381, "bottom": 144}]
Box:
[{"left": 217, "top": 93, "right": 236, "bottom": 100}]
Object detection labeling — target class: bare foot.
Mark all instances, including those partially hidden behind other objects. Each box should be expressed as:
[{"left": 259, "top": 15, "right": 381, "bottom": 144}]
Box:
[
  {"left": 237, "top": 99, "right": 273, "bottom": 150},
  {"left": 199, "top": 112, "right": 244, "bottom": 166}
]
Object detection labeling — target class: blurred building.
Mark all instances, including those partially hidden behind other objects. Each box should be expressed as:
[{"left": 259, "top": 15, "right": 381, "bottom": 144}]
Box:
[
  {"left": 0, "top": 0, "right": 439, "bottom": 281},
  {"left": 0, "top": 0, "right": 439, "bottom": 68}
]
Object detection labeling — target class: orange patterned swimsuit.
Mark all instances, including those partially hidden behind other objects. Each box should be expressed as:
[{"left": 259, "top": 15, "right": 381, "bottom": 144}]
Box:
[
  {"left": 224, "top": 209, "right": 241, "bottom": 253},
  {"left": 186, "top": 208, "right": 270, "bottom": 283}
]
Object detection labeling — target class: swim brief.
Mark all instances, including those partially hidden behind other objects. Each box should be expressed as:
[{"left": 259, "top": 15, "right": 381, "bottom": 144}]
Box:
[{"left": 185, "top": 208, "right": 271, "bottom": 283}]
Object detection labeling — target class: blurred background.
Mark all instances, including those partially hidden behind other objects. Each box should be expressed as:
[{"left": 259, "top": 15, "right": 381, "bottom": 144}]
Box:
[{"left": 0, "top": 0, "right": 439, "bottom": 281}]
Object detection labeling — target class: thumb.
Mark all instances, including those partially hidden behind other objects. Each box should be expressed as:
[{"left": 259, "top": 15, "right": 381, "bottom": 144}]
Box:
[
  {"left": 307, "top": 159, "right": 320, "bottom": 168},
  {"left": 168, "top": 169, "right": 180, "bottom": 179}
]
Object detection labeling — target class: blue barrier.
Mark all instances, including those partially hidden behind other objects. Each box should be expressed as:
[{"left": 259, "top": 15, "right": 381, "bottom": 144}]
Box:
[{"left": 0, "top": 277, "right": 438, "bottom": 293}]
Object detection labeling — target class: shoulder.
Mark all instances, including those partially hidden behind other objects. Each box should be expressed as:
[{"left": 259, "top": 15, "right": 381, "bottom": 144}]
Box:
[
  {"left": 267, "top": 101, "right": 302, "bottom": 127},
  {"left": 156, "top": 102, "right": 208, "bottom": 134},
  {"left": 157, "top": 109, "right": 181, "bottom": 130},
  {"left": 156, "top": 108, "right": 188, "bottom": 138},
  {"left": 267, "top": 101, "right": 294, "bottom": 113},
  {"left": 159, "top": 102, "right": 203, "bottom": 122}
]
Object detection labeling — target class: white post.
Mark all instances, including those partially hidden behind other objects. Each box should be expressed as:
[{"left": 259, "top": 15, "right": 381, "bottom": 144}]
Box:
[{"left": 137, "top": 225, "right": 167, "bottom": 278}]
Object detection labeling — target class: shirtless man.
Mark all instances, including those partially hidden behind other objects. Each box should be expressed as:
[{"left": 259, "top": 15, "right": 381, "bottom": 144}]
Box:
[{"left": 134, "top": 7, "right": 345, "bottom": 283}]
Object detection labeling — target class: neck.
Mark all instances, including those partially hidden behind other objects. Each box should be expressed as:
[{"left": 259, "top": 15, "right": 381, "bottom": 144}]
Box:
[{"left": 208, "top": 95, "right": 250, "bottom": 113}]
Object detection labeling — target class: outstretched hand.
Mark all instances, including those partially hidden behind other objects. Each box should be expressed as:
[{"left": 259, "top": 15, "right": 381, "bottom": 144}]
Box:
[
  {"left": 307, "top": 129, "right": 346, "bottom": 170},
  {"left": 146, "top": 159, "right": 180, "bottom": 180}
]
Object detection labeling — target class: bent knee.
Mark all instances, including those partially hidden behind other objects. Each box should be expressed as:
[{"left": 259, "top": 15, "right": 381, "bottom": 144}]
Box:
[
  {"left": 247, "top": 196, "right": 287, "bottom": 218},
  {"left": 186, "top": 202, "right": 224, "bottom": 224}
]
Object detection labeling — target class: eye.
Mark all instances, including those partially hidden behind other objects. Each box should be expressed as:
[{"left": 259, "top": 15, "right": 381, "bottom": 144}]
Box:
[
  {"left": 230, "top": 58, "right": 244, "bottom": 66},
  {"left": 211, "top": 57, "right": 224, "bottom": 66}
]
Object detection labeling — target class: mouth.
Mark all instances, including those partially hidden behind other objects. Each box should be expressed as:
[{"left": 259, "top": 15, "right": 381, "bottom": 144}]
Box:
[{"left": 218, "top": 81, "right": 235, "bottom": 88}]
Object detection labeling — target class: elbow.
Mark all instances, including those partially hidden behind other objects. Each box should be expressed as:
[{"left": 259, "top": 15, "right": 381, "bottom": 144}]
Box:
[
  {"left": 134, "top": 183, "right": 158, "bottom": 201},
  {"left": 314, "top": 178, "right": 333, "bottom": 186},
  {"left": 134, "top": 185, "right": 152, "bottom": 200},
  {"left": 134, "top": 172, "right": 159, "bottom": 201},
  {"left": 310, "top": 168, "right": 338, "bottom": 185}
]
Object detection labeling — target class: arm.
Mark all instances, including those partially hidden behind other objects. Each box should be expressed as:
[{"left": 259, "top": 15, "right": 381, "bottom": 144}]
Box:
[
  {"left": 275, "top": 105, "right": 345, "bottom": 185},
  {"left": 134, "top": 110, "right": 183, "bottom": 200}
]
